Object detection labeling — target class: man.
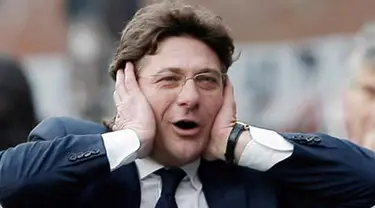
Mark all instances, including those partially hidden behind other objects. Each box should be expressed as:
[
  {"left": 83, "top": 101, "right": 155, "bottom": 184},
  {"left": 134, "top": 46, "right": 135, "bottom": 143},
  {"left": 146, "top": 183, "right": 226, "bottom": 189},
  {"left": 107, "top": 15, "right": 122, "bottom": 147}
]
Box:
[
  {"left": 1, "top": 1, "right": 375, "bottom": 208},
  {"left": 0, "top": 55, "right": 37, "bottom": 150},
  {"left": 324, "top": 42, "right": 375, "bottom": 149}
]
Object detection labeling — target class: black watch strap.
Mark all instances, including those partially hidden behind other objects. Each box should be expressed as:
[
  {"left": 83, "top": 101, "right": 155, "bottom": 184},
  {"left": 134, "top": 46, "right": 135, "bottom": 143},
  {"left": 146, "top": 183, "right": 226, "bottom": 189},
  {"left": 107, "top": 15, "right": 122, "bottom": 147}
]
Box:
[{"left": 224, "top": 122, "right": 249, "bottom": 164}]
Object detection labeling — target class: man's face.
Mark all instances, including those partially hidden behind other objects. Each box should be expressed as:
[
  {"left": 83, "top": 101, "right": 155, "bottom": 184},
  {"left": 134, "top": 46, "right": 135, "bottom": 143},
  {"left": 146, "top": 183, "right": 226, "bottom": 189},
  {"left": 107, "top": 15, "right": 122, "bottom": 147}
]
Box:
[
  {"left": 346, "top": 67, "right": 375, "bottom": 141},
  {"left": 137, "top": 36, "right": 225, "bottom": 165}
]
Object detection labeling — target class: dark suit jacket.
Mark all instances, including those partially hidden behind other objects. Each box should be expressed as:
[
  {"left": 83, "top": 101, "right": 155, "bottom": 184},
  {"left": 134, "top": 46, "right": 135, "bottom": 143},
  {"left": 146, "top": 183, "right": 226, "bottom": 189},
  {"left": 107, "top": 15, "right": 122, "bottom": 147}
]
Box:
[{"left": 1, "top": 117, "right": 375, "bottom": 208}]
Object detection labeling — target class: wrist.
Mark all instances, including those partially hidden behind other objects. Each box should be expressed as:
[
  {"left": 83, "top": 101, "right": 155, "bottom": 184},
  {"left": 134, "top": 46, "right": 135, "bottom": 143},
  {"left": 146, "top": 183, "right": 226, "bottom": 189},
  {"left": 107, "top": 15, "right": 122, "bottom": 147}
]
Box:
[
  {"left": 223, "top": 122, "right": 252, "bottom": 164},
  {"left": 234, "top": 131, "right": 251, "bottom": 163},
  {"left": 208, "top": 128, "right": 231, "bottom": 161},
  {"left": 134, "top": 135, "right": 153, "bottom": 159}
]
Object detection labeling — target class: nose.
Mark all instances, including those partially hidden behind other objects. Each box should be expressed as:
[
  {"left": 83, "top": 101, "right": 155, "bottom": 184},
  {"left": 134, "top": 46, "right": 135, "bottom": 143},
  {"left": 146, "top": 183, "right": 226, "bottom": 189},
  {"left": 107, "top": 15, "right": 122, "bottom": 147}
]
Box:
[{"left": 175, "top": 79, "right": 200, "bottom": 110}]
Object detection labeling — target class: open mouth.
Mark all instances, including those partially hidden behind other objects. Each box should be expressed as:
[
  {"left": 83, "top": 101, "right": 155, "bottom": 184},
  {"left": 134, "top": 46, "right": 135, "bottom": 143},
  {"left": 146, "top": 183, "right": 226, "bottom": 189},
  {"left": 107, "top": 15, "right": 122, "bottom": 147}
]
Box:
[{"left": 173, "top": 120, "right": 199, "bottom": 130}]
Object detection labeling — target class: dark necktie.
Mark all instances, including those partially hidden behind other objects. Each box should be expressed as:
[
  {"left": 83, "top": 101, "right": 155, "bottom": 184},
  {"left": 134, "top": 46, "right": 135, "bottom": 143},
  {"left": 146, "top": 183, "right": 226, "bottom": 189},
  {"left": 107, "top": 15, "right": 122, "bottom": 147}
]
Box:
[{"left": 154, "top": 168, "right": 187, "bottom": 208}]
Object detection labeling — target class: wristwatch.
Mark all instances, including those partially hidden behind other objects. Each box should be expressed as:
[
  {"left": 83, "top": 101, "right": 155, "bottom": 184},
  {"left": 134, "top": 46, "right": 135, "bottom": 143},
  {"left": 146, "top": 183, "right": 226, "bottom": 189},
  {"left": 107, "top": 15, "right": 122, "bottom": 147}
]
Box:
[{"left": 224, "top": 121, "right": 250, "bottom": 165}]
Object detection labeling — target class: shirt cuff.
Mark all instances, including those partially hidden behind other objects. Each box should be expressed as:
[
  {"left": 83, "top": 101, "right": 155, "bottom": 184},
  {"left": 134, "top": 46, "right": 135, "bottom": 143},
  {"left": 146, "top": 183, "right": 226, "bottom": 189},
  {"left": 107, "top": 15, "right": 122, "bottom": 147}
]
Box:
[
  {"left": 101, "top": 129, "right": 141, "bottom": 171},
  {"left": 238, "top": 126, "right": 294, "bottom": 171}
]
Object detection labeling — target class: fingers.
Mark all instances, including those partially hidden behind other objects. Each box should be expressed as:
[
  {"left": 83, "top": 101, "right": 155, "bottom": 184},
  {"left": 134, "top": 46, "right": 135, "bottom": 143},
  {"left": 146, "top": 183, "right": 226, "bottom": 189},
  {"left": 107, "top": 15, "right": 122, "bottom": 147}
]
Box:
[
  {"left": 221, "top": 77, "right": 237, "bottom": 123},
  {"left": 124, "top": 62, "right": 139, "bottom": 93},
  {"left": 113, "top": 91, "right": 121, "bottom": 106},
  {"left": 223, "top": 77, "right": 236, "bottom": 109},
  {"left": 115, "top": 62, "right": 139, "bottom": 99},
  {"left": 115, "top": 69, "right": 126, "bottom": 100}
]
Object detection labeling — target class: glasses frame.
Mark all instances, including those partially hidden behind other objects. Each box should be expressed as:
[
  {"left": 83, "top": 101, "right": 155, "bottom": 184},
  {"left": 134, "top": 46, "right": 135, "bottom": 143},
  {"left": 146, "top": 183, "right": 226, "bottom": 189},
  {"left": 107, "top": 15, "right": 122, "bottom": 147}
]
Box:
[{"left": 138, "top": 71, "right": 227, "bottom": 90}]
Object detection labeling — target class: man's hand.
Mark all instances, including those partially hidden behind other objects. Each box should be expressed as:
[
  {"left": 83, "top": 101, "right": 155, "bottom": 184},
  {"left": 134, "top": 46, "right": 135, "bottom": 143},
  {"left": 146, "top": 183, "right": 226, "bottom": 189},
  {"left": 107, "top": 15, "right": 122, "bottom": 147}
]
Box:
[
  {"left": 204, "top": 78, "right": 250, "bottom": 161},
  {"left": 113, "top": 62, "right": 156, "bottom": 158},
  {"left": 204, "top": 78, "right": 252, "bottom": 162}
]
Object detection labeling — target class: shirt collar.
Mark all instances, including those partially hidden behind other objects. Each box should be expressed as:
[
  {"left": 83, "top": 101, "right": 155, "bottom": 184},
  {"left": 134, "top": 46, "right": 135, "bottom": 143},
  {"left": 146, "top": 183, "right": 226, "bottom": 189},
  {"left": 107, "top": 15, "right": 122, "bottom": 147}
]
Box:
[{"left": 135, "top": 157, "right": 201, "bottom": 190}]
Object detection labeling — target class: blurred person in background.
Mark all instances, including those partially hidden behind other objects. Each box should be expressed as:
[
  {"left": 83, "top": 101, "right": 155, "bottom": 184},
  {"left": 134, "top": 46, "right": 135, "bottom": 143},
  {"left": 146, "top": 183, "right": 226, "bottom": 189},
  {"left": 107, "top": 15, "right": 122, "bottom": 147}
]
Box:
[
  {"left": 324, "top": 42, "right": 375, "bottom": 150},
  {"left": 0, "top": 55, "right": 38, "bottom": 150},
  {"left": 346, "top": 42, "right": 375, "bottom": 149}
]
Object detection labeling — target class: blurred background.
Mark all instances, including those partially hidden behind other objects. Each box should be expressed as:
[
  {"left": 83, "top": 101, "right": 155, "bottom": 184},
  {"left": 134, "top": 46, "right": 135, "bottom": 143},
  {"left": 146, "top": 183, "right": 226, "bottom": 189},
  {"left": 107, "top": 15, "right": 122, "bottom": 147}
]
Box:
[{"left": 1, "top": 0, "right": 375, "bottom": 143}]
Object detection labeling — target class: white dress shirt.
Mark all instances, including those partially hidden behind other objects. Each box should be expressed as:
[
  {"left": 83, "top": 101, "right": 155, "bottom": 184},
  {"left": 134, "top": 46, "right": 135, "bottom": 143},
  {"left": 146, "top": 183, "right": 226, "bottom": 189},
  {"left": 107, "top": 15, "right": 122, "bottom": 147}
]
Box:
[
  {"left": 135, "top": 158, "right": 207, "bottom": 207},
  {"left": 101, "top": 125, "right": 294, "bottom": 208}
]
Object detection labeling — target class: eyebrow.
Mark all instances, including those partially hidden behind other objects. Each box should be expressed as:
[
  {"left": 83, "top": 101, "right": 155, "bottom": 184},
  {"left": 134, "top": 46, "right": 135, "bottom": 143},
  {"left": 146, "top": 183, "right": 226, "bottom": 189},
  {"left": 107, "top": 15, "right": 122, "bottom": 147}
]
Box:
[{"left": 155, "top": 67, "right": 222, "bottom": 75}]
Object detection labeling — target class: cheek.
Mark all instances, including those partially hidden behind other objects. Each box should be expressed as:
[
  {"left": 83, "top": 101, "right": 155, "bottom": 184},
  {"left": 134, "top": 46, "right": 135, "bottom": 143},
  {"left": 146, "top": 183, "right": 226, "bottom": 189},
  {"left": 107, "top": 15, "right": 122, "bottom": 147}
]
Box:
[
  {"left": 142, "top": 88, "right": 175, "bottom": 121},
  {"left": 353, "top": 96, "right": 372, "bottom": 112},
  {"left": 349, "top": 100, "right": 372, "bottom": 121},
  {"left": 348, "top": 91, "right": 367, "bottom": 110}
]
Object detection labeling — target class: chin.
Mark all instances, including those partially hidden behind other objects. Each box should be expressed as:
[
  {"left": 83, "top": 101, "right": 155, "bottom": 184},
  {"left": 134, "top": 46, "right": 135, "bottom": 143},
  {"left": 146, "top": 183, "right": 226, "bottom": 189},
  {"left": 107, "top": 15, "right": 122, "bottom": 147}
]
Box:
[
  {"left": 172, "top": 146, "right": 202, "bottom": 164},
  {"left": 152, "top": 131, "right": 209, "bottom": 166},
  {"left": 157, "top": 141, "right": 205, "bottom": 166},
  {"left": 171, "top": 143, "right": 202, "bottom": 163}
]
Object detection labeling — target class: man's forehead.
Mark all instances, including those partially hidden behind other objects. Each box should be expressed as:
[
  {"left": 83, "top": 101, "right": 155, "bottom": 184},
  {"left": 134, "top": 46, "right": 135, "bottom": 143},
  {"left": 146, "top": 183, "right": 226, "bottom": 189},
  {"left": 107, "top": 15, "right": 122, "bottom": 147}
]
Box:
[
  {"left": 155, "top": 67, "right": 221, "bottom": 74},
  {"left": 137, "top": 36, "right": 222, "bottom": 74},
  {"left": 138, "top": 55, "right": 222, "bottom": 75}
]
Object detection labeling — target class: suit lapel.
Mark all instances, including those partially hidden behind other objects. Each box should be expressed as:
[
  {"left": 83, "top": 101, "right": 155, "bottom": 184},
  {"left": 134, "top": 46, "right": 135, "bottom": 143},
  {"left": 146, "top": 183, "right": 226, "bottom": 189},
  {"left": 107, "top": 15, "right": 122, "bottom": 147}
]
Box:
[
  {"left": 199, "top": 160, "right": 248, "bottom": 208},
  {"left": 82, "top": 162, "right": 141, "bottom": 208}
]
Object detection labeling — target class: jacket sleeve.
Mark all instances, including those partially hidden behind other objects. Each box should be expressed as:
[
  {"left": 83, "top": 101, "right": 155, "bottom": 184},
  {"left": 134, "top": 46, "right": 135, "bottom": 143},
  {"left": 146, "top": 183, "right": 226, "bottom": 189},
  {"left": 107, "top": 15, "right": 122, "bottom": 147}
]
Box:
[
  {"left": 0, "top": 118, "right": 110, "bottom": 205},
  {"left": 266, "top": 132, "right": 375, "bottom": 207}
]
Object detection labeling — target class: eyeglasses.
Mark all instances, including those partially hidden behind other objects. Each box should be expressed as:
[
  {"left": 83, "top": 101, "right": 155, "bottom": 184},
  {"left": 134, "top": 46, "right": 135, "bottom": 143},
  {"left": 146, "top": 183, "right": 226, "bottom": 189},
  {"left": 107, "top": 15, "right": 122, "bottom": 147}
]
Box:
[{"left": 139, "top": 71, "right": 226, "bottom": 91}]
